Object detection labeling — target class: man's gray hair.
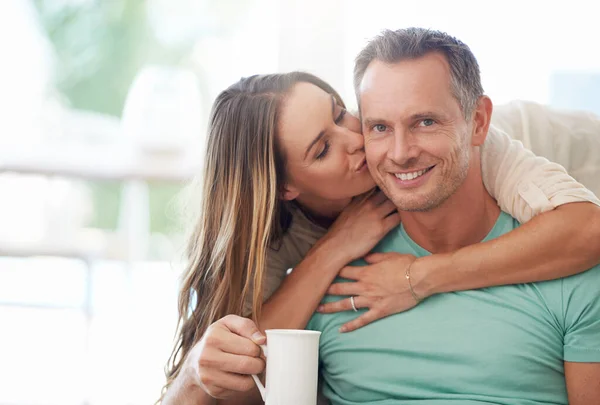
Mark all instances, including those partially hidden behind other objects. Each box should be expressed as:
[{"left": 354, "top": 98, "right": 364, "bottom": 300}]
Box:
[{"left": 354, "top": 27, "right": 484, "bottom": 118}]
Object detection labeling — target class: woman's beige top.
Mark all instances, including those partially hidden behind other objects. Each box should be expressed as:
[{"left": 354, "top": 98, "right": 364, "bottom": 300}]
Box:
[{"left": 244, "top": 102, "right": 600, "bottom": 314}]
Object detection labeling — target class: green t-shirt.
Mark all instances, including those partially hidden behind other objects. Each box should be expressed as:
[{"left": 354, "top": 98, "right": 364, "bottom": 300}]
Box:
[{"left": 307, "top": 212, "right": 600, "bottom": 405}]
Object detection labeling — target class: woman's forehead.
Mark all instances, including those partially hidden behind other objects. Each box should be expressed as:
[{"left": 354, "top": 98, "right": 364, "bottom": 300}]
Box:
[
  {"left": 281, "top": 83, "right": 332, "bottom": 128},
  {"left": 286, "top": 82, "right": 332, "bottom": 111},
  {"left": 278, "top": 83, "right": 333, "bottom": 156}
]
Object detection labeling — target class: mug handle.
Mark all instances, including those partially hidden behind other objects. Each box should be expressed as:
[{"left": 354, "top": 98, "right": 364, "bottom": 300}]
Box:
[{"left": 251, "top": 344, "right": 268, "bottom": 401}]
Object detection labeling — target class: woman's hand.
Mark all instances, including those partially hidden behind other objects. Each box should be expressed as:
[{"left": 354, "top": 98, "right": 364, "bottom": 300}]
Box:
[
  {"left": 323, "top": 191, "right": 400, "bottom": 264},
  {"left": 317, "top": 252, "right": 422, "bottom": 332},
  {"left": 181, "top": 315, "right": 266, "bottom": 400}
]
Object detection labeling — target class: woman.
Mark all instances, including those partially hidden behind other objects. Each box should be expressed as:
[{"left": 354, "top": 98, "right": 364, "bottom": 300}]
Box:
[{"left": 160, "top": 72, "right": 600, "bottom": 404}]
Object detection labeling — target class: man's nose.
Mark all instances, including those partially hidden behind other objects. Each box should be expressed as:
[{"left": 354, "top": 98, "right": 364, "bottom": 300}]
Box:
[{"left": 388, "top": 129, "right": 419, "bottom": 164}]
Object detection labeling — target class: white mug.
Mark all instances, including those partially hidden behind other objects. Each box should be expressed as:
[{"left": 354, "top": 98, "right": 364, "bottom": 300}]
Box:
[{"left": 251, "top": 329, "right": 321, "bottom": 405}]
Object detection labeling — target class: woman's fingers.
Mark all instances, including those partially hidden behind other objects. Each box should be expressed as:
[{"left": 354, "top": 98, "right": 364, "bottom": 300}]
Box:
[
  {"left": 326, "top": 280, "right": 364, "bottom": 296},
  {"left": 198, "top": 328, "right": 265, "bottom": 375},
  {"left": 383, "top": 211, "right": 401, "bottom": 231},
  {"left": 218, "top": 314, "right": 265, "bottom": 344},
  {"left": 317, "top": 295, "right": 369, "bottom": 313},
  {"left": 201, "top": 369, "right": 258, "bottom": 399},
  {"left": 199, "top": 348, "right": 265, "bottom": 375},
  {"left": 207, "top": 323, "right": 263, "bottom": 358},
  {"left": 364, "top": 251, "right": 395, "bottom": 264},
  {"left": 339, "top": 307, "right": 386, "bottom": 333},
  {"left": 368, "top": 190, "right": 389, "bottom": 206},
  {"left": 188, "top": 316, "right": 268, "bottom": 400},
  {"left": 337, "top": 266, "right": 364, "bottom": 281},
  {"left": 377, "top": 199, "right": 398, "bottom": 216}
]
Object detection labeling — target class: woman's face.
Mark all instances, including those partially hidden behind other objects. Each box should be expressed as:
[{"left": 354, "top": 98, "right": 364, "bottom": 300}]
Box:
[{"left": 278, "top": 82, "right": 375, "bottom": 206}]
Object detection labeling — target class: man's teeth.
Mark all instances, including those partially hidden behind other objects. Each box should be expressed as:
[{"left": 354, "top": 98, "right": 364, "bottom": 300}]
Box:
[{"left": 395, "top": 168, "right": 428, "bottom": 181}]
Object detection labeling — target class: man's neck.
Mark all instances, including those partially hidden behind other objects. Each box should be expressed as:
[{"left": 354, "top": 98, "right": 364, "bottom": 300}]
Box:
[{"left": 399, "top": 164, "right": 501, "bottom": 254}]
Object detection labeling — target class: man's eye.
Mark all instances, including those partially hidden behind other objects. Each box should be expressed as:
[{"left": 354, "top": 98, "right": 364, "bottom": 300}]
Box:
[
  {"left": 419, "top": 119, "right": 435, "bottom": 127},
  {"left": 373, "top": 124, "right": 387, "bottom": 132}
]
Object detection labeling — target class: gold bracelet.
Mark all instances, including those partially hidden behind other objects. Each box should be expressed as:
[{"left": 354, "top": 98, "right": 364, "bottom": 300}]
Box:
[{"left": 405, "top": 261, "right": 422, "bottom": 304}]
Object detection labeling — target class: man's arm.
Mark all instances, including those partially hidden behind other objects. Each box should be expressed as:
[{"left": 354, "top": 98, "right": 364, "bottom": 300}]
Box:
[{"left": 564, "top": 362, "right": 600, "bottom": 405}]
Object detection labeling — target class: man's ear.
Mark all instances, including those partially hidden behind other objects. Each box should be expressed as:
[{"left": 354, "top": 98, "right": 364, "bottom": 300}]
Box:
[
  {"left": 281, "top": 184, "right": 300, "bottom": 201},
  {"left": 471, "top": 96, "right": 493, "bottom": 146}
]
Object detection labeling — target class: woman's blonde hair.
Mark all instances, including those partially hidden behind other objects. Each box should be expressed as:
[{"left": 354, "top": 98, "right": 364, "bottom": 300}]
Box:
[{"left": 160, "top": 72, "right": 345, "bottom": 398}]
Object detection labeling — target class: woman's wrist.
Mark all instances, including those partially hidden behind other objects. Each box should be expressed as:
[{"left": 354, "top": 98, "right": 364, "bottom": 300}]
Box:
[
  {"left": 184, "top": 380, "right": 216, "bottom": 405},
  {"left": 166, "top": 364, "right": 216, "bottom": 405},
  {"left": 310, "top": 233, "right": 355, "bottom": 269},
  {"left": 162, "top": 383, "right": 214, "bottom": 405},
  {"left": 409, "top": 252, "right": 454, "bottom": 299}
]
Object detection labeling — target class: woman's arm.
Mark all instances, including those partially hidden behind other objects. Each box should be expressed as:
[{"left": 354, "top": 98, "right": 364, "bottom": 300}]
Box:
[
  {"left": 413, "top": 201, "right": 600, "bottom": 297},
  {"left": 161, "top": 373, "right": 214, "bottom": 405},
  {"left": 414, "top": 124, "right": 600, "bottom": 296}
]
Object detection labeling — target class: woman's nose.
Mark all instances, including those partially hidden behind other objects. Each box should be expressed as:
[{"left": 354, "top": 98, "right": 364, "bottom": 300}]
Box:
[{"left": 346, "top": 129, "right": 364, "bottom": 154}]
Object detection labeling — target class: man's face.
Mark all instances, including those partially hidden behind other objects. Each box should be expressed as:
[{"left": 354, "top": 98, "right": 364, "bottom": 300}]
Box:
[{"left": 359, "top": 52, "right": 474, "bottom": 212}]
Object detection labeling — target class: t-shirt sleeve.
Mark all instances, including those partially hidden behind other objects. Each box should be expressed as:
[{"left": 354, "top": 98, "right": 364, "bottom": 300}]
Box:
[
  {"left": 561, "top": 265, "right": 600, "bottom": 362},
  {"left": 242, "top": 247, "right": 291, "bottom": 316},
  {"left": 481, "top": 126, "right": 600, "bottom": 224}
]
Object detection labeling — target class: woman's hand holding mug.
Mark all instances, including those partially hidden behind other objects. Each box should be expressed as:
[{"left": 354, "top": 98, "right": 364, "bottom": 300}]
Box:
[{"left": 182, "top": 315, "right": 266, "bottom": 400}]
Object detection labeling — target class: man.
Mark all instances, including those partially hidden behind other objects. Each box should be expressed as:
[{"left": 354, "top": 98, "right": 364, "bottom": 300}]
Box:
[{"left": 307, "top": 28, "right": 600, "bottom": 405}]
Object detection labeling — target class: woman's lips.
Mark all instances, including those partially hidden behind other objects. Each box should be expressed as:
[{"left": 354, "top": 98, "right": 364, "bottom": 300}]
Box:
[{"left": 355, "top": 158, "right": 367, "bottom": 172}]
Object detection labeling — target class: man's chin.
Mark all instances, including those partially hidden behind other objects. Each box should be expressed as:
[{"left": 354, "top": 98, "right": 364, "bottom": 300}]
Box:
[{"left": 388, "top": 191, "right": 444, "bottom": 212}]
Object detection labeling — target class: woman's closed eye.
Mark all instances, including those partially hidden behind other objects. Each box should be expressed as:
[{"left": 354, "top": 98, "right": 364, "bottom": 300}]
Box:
[
  {"left": 316, "top": 140, "right": 330, "bottom": 160},
  {"left": 334, "top": 108, "right": 347, "bottom": 125}
]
